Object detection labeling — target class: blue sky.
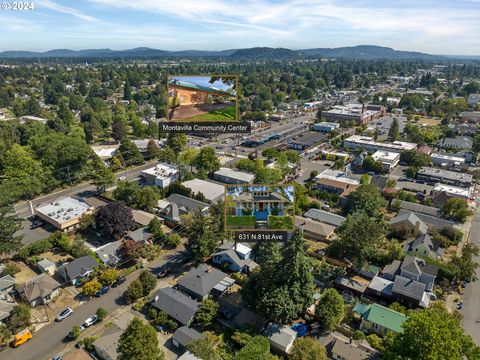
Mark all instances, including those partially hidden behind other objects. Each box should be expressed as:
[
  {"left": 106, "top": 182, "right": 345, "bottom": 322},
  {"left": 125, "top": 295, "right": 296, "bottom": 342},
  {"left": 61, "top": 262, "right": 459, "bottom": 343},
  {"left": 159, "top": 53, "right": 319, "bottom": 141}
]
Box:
[
  {"left": 170, "top": 76, "right": 235, "bottom": 92},
  {"left": 0, "top": 0, "right": 479, "bottom": 54}
]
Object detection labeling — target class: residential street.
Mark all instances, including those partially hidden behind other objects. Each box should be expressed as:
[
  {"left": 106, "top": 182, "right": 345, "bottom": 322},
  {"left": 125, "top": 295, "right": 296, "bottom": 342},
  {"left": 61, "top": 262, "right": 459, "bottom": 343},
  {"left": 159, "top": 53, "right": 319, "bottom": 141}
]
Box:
[
  {"left": 460, "top": 208, "right": 480, "bottom": 344},
  {"left": 1, "top": 249, "right": 187, "bottom": 360}
]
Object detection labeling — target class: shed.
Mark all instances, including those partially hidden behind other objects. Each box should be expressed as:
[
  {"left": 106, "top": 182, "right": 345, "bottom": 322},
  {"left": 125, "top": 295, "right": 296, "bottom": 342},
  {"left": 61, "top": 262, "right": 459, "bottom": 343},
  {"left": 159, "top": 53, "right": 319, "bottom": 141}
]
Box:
[{"left": 37, "top": 259, "right": 57, "bottom": 276}]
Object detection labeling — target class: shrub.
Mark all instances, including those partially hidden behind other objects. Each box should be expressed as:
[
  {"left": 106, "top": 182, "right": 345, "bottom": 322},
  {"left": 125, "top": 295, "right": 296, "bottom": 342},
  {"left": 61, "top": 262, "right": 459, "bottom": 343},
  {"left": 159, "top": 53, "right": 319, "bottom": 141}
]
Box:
[
  {"left": 353, "top": 330, "right": 365, "bottom": 340},
  {"left": 96, "top": 308, "right": 107, "bottom": 321},
  {"left": 82, "top": 280, "right": 102, "bottom": 297},
  {"left": 1, "top": 262, "right": 21, "bottom": 277},
  {"left": 166, "top": 234, "right": 181, "bottom": 247}
]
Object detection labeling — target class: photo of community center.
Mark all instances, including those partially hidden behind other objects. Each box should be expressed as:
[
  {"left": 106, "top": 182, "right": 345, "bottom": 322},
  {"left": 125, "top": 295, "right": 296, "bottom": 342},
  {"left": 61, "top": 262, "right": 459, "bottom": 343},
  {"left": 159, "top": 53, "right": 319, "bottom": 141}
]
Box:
[{"left": 168, "top": 75, "right": 237, "bottom": 121}]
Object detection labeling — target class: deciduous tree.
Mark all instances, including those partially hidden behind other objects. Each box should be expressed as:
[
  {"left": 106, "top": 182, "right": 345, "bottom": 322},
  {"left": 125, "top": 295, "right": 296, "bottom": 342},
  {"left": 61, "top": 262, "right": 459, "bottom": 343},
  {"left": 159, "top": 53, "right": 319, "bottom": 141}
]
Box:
[{"left": 118, "top": 318, "right": 164, "bottom": 360}]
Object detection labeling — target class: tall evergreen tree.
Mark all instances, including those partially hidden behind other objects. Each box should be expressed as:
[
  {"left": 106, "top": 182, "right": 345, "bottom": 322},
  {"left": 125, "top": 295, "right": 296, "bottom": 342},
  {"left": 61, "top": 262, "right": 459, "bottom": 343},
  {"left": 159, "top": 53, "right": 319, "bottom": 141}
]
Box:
[{"left": 118, "top": 318, "right": 164, "bottom": 360}]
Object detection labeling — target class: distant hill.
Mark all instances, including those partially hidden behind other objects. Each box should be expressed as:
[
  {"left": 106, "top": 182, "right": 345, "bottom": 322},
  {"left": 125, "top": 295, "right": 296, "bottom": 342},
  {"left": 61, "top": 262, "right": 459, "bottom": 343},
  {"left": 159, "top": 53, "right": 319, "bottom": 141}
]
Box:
[
  {"left": 0, "top": 45, "right": 455, "bottom": 60},
  {"left": 297, "top": 45, "right": 443, "bottom": 60}
]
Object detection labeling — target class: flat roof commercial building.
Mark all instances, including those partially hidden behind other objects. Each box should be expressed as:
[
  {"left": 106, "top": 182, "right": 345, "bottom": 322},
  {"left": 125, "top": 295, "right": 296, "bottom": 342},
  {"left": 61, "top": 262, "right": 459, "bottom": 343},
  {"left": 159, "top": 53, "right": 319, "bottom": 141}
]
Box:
[
  {"left": 433, "top": 183, "right": 470, "bottom": 200},
  {"left": 288, "top": 131, "right": 327, "bottom": 150},
  {"left": 311, "top": 122, "right": 340, "bottom": 133},
  {"left": 430, "top": 153, "right": 466, "bottom": 168},
  {"left": 213, "top": 167, "right": 255, "bottom": 184},
  {"left": 140, "top": 163, "right": 179, "bottom": 188},
  {"left": 181, "top": 179, "right": 225, "bottom": 202},
  {"left": 34, "top": 197, "right": 94, "bottom": 232},
  {"left": 371, "top": 151, "right": 401, "bottom": 172},
  {"left": 416, "top": 167, "right": 473, "bottom": 187},
  {"left": 314, "top": 169, "right": 360, "bottom": 196},
  {"left": 323, "top": 104, "right": 385, "bottom": 124},
  {"left": 344, "top": 135, "right": 416, "bottom": 153}
]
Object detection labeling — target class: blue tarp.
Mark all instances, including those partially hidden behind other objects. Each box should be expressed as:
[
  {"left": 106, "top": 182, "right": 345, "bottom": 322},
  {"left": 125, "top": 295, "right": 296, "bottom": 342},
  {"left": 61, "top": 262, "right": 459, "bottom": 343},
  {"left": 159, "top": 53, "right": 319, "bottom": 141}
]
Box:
[{"left": 291, "top": 323, "right": 308, "bottom": 337}]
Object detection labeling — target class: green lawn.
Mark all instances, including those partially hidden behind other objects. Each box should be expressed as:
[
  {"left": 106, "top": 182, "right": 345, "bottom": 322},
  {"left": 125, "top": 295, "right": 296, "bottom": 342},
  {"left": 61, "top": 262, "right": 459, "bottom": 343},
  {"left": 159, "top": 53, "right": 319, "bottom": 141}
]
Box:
[
  {"left": 226, "top": 215, "right": 256, "bottom": 229},
  {"left": 185, "top": 105, "right": 237, "bottom": 121},
  {"left": 268, "top": 215, "right": 294, "bottom": 230}
]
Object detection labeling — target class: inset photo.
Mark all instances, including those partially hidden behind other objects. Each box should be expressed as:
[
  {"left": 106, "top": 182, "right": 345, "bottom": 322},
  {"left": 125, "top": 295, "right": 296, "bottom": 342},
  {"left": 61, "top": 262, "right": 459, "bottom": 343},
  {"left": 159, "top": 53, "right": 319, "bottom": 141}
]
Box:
[
  {"left": 225, "top": 184, "right": 295, "bottom": 231},
  {"left": 168, "top": 75, "right": 238, "bottom": 122}
]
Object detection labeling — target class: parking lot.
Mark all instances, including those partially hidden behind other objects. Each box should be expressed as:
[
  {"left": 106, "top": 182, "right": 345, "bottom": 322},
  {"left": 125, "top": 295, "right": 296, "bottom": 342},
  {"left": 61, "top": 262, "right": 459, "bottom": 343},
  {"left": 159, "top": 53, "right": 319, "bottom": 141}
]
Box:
[{"left": 371, "top": 115, "right": 408, "bottom": 141}]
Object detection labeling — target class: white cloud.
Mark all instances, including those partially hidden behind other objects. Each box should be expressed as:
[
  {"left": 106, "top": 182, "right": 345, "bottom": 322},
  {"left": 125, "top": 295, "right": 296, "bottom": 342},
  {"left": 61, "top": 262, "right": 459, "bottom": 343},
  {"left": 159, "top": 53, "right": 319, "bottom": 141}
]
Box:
[{"left": 38, "top": 0, "right": 99, "bottom": 22}]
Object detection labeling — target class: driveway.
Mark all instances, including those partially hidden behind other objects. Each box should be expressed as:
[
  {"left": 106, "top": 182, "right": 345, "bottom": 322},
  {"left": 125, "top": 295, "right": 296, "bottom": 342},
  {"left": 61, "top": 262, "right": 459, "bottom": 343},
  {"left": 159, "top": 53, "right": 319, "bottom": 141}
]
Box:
[{"left": 460, "top": 208, "right": 480, "bottom": 344}]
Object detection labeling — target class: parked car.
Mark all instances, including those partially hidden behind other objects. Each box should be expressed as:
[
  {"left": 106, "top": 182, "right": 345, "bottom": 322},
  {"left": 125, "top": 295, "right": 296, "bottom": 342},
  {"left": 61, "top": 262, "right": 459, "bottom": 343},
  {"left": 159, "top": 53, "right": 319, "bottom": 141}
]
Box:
[
  {"left": 83, "top": 315, "right": 99, "bottom": 327},
  {"left": 30, "top": 220, "right": 44, "bottom": 229},
  {"left": 12, "top": 329, "right": 32, "bottom": 347},
  {"left": 112, "top": 276, "right": 126, "bottom": 288},
  {"left": 157, "top": 267, "right": 172, "bottom": 278},
  {"left": 55, "top": 307, "right": 73, "bottom": 322},
  {"left": 52, "top": 355, "right": 62, "bottom": 360},
  {"left": 457, "top": 302, "right": 463, "bottom": 310},
  {"left": 95, "top": 286, "right": 110, "bottom": 297}
]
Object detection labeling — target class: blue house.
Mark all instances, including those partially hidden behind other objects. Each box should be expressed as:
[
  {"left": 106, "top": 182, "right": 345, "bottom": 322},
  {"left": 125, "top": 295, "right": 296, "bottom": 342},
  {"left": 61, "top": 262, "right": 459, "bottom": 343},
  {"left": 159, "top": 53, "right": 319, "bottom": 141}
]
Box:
[{"left": 232, "top": 188, "right": 290, "bottom": 221}]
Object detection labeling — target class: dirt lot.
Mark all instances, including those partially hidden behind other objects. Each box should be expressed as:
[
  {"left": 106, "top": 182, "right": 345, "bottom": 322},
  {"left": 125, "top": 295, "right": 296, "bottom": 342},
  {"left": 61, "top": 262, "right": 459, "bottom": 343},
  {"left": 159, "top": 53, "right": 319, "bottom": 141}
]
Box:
[
  {"left": 41, "top": 251, "right": 73, "bottom": 264},
  {"left": 416, "top": 116, "right": 442, "bottom": 126},
  {"left": 13, "top": 261, "right": 38, "bottom": 284}
]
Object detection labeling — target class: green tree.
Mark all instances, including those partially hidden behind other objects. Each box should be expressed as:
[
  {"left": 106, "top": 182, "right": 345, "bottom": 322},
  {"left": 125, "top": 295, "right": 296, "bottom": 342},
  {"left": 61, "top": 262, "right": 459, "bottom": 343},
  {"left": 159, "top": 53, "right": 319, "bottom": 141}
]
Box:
[
  {"left": 236, "top": 336, "right": 276, "bottom": 360},
  {"left": 8, "top": 303, "right": 31, "bottom": 330},
  {"left": 183, "top": 210, "right": 218, "bottom": 263},
  {"left": 126, "top": 279, "right": 144, "bottom": 304},
  {"left": 290, "top": 337, "right": 327, "bottom": 360},
  {"left": 331, "top": 211, "right": 385, "bottom": 268},
  {"left": 384, "top": 304, "right": 480, "bottom": 360},
  {"left": 389, "top": 118, "right": 400, "bottom": 141},
  {"left": 450, "top": 243, "right": 479, "bottom": 282},
  {"left": 147, "top": 139, "right": 160, "bottom": 158},
  {"left": 178, "top": 148, "right": 200, "bottom": 172},
  {"left": 166, "top": 133, "right": 187, "bottom": 154},
  {"left": 139, "top": 270, "right": 157, "bottom": 296},
  {"left": 95, "top": 201, "right": 134, "bottom": 239},
  {"left": 118, "top": 139, "right": 144, "bottom": 166},
  {"left": 194, "top": 299, "right": 219, "bottom": 328},
  {"left": 441, "top": 198, "right": 472, "bottom": 223},
  {"left": 0, "top": 205, "right": 22, "bottom": 255},
  {"left": 118, "top": 317, "right": 164, "bottom": 360},
  {"left": 82, "top": 280, "right": 102, "bottom": 297},
  {"left": 344, "top": 184, "right": 386, "bottom": 218},
  {"left": 96, "top": 307, "right": 108, "bottom": 321},
  {"left": 98, "top": 269, "right": 119, "bottom": 285},
  {"left": 93, "top": 166, "right": 115, "bottom": 193},
  {"left": 315, "top": 289, "right": 344, "bottom": 332},
  {"left": 193, "top": 146, "right": 221, "bottom": 176},
  {"left": 0, "top": 323, "right": 12, "bottom": 346},
  {"left": 123, "top": 80, "right": 132, "bottom": 101},
  {"left": 70, "top": 325, "right": 82, "bottom": 340},
  {"left": 132, "top": 187, "right": 160, "bottom": 212},
  {"left": 149, "top": 217, "right": 164, "bottom": 237},
  {"left": 188, "top": 331, "right": 231, "bottom": 360}
]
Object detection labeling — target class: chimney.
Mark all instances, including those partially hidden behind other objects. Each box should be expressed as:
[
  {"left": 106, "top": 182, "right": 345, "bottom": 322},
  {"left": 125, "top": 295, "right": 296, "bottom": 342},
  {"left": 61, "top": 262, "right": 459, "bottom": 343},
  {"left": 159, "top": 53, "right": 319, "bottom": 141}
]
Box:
[{"left": 414, "top": 220, "right": 421, "bottom": 236}]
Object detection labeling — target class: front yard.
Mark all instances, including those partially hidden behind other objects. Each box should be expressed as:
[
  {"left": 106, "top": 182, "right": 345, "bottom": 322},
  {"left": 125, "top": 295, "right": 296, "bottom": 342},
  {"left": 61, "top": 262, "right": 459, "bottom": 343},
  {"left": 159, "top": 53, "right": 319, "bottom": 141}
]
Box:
[
  {"left": 267, "top": 215, "right": 294, "bottom": 230},
  {"left": 226, "top": 215, "right": 256, "bottom": 229}
]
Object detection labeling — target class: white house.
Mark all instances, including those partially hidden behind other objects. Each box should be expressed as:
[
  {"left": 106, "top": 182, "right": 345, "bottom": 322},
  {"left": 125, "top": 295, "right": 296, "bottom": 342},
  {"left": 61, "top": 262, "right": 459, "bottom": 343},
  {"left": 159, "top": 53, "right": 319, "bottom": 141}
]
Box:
[
  {"left": 211, "top": 243, "right": 258, "bottom": 273},
  {"left": 371, "top": 151, "right": 400, "bottom": 172},
  {"left": 140, "top": 163, "right": 179, "bottom": 188}
]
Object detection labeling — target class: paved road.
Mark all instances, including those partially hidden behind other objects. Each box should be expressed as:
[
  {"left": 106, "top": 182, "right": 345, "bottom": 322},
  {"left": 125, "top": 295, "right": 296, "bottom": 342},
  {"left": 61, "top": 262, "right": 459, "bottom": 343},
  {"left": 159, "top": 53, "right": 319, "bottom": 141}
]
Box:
[
  {"left": 460, "top": 208, "right": 480, "bottom": 344},
  {"left": 1, "top": 250, "right": 187, "bottom": 360}
]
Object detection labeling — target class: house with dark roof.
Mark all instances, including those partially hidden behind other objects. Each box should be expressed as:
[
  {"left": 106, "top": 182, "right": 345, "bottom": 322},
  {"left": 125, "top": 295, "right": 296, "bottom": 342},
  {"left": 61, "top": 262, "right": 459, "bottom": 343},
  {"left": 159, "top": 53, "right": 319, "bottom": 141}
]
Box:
[
  {"left": 150, "top": 287, "right": 200, "bottom": 326},
  {"left": 0, "top": 274, "right": 16, "bottom": 295},
  {"left": 125, "top": 227, "right": 154, "bottom": 244},
  {"left": 16, "top": 273, "right": 61, "bottom": 307},
  {"left": 172, "top": 326, "right": 204, "bottom": 350},
  {"left": 438, "top": 136, "right": 473, "bottom": 150},
  {"left": 58, "top": 255, "right": 99, "bottom": 286},
  {"left": 321, "top": 331, "right": 381, "bottom": 360},
  {"left": 397, "top": 209, "right": 457, "bottom": 230},
  {"left": 295, "top": 216, "right": 336, "bottom": 241},
  {"left": 353, "top": 302, "right": 407, "bottom": 336},
  {"left": 397, "top": 201, "right": 440, "bottom": 217},
  {"left": 404, "top": 233, "right": 444, "bottom": 259},
  {"left": 211, "top": 242, "right": 258, "bottom": 273},
  {"left": 381, "top": 260, "right": 401, "bottom": 281},
  {"left": 389, "top": 212, "right": 428, "bottom": 238},
  {"left": 177, "top": 264, "right": 234, "bottom": 301},
  {"left": 303, "top": 208, "right": 346, "bottom": 227},
  {"left": 157, "top": 193, "right": 210, "bottom": 223},
  {"left": 365, "top": 275, "right": 393, "bottom": 300},
  {"left": 392, "top": 275, "right": 431, "bottom": 308},
  {"left": 400, "top": 255, "right": 438, "bottom": 291}
]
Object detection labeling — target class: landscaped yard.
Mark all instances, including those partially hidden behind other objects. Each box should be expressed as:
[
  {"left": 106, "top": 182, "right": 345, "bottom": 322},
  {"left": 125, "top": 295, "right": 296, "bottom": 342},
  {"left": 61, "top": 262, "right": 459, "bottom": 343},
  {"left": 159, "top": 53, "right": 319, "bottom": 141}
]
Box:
[
  {"left": 185, "top": 105, "right": 236, "bottom": 121},
  {"left": 268, "top": 215, "right": 294, "bottom": 230},
  {"left": 226, "top": 215, "right": 256, "bottom": 229}
]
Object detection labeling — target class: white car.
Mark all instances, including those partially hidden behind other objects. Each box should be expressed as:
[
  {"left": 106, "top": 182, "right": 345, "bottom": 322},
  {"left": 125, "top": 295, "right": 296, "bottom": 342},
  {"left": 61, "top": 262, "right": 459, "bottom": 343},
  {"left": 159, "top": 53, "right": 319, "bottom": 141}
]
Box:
[
  {"left": 56, "top": 308, "right": 73, "bottom": 322},
  {"left": 83, "top": 315, "right": 99, "bottom": 327}
]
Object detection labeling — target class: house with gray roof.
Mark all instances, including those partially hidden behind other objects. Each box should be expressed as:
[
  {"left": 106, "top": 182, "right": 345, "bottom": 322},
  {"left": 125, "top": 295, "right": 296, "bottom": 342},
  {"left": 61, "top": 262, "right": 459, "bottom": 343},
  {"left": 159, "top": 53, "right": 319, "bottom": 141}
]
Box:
[
  {"left": 321, "top": 331, "right": 380, "bottom": 360},
  {"left": 150, "top": 287, "right": 200, "bottom": 325},
  {"left": 213, "top": 167, "right": 256, "bottom": 184},
  {"left": 158, "top": 194, "right": 210, "bottom": 223},
  {"left": 177, "top": 264, "right": 234, "bottom": 300},
  {"left": 397, "top": 209, "right": 457, "bottom": 230},
  {"left": 392, "top": 275, "right": 430, "bottom": 308},
  {"left": 404, "top": 233, "right": 444, "bottom": 259},
  {"left": 438, "top": 136, "right": 473, "bottom": 150},
  {"left": 295, "top": 216, "right": 337, "bottom": 241},
  {"left": 95, "top": 240, "right": 122, "bottom": 266},
  {"left": 365, "top": 275, "right": 393, "bottom": 299},
  {"left": 400, "top": 255, "right": 438, "bottom": 291},
  {"left": 0, "top": 274, "right": 15, "bottom": 294},
  {"left": 16, "top": 273, "right": 61, "bottom": 307},
  {"left": 93, "top": 325, "right": 123, "bottom": 360},
  {"left": 58, "top": 255, "right": 99, "bottom": 285},
  {"left": 172, "top": 326, "right": 204, "bottom": 350},
  {"left": 264, "top": 323, "right": 297, "bottom": 355},
  {"left": 125, "top": 227, "right": 154, "bottom": 243},
  {"left": 303, "top": 208, "right": 346, "bottom": 227},
  {"left": 211, "top": 242, "right": 258, "bottom": 273},
  {"left": 389, "top": 212, "right": 427, "bottom": 238},
  {"left": 381, "top": 260, "right": 401, "bottom": 281},
  {"left": 397, "top": 201, "right": 440, "bottom": 217}
]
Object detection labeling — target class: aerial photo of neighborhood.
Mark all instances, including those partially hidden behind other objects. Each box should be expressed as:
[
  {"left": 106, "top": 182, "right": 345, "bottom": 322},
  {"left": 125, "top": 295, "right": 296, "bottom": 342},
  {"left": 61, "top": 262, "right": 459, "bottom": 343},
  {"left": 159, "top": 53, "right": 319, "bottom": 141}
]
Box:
[{"left": 1, "top": 1, "right": 480, "bottom": 360}]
